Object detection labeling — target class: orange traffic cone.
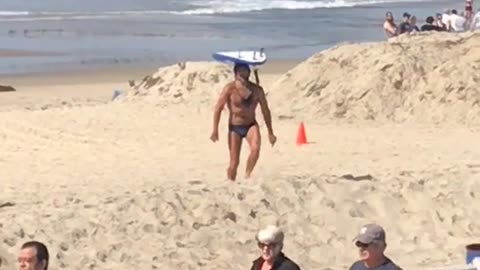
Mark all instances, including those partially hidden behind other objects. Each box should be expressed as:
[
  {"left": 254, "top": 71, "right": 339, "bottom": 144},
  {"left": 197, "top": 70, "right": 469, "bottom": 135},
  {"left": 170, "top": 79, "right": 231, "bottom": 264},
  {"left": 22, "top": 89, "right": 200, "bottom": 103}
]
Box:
[{"left": 296, "top": 122, "right": 308, "bottom": 146}]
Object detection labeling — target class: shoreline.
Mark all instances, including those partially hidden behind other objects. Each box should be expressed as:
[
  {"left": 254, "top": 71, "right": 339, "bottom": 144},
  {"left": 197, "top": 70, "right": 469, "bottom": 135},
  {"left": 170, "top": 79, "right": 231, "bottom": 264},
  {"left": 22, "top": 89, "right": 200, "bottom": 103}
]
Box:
[
  {"left": 0, "top": 59, "right": 301, "bottom": 86},
  {"left": 0, "top": 48, "right": 62, "bottom": 58},
  {"left": 0, "top": 0, "right": 464, "bottom": 77}
]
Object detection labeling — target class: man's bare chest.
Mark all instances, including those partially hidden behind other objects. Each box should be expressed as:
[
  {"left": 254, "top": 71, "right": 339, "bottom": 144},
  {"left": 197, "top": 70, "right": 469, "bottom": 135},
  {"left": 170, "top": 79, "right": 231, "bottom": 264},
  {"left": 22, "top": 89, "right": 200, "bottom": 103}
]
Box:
[{"left": 229, "top": 90, "right": 258, "bottom": 108}]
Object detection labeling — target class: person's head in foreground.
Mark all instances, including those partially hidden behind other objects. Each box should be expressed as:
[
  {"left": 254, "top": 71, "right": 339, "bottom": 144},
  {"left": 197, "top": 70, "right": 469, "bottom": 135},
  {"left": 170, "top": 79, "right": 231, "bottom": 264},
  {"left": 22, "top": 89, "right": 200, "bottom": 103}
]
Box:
[
  {"left": 256, "top": 225, "right": 284, "bottom": 262},
  {"left": 402, "top": 12, "right": 411, "bottom": 22},
  {"left": 233, "top": 63, "right": 251, "bottom": 81},
  {"left": 251, "top": 225, "right": 301, "bottom": 270},
  {"left": 18, "top": 241, "right": 49, "bottom": 270},
  {"left": 349, "top": 224, "right": 402, "bottom": 270},
  {"left": 355, "top": 224, "right": 386, "bottom": 262}
]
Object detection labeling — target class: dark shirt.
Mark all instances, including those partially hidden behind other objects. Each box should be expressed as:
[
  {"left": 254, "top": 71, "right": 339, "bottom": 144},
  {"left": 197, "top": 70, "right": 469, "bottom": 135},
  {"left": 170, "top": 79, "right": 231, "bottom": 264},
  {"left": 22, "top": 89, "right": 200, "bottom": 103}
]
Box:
[
  {"left": 399, "top": 22, "right": 411, "bottom": 34},
  {"left": 421, "top": 24, "right": 444, "bottom": 31},
  {"left": 250, "top": 253, "right": 301, "bottom": 270},
  {"left": 349, "top": 258, "right": 403, "bottom": 270}
]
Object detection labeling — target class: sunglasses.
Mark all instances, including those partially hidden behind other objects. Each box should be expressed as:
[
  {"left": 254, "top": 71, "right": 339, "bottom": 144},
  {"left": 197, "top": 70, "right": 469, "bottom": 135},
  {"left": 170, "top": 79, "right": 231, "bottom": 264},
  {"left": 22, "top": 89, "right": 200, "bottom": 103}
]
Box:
[
  {"left": 258, "top": 242, "right": 277, "bottom": 249},
  {"left": 355, "top": 241, "right": 371, "bottom": 249}
]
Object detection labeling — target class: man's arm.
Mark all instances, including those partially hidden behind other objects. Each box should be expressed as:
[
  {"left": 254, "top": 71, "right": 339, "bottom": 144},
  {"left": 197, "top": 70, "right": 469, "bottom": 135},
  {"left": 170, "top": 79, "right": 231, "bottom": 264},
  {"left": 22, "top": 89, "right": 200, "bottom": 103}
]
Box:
[
  {"left": 212, "top": 85, "right": 230, "bottom": 132},
  {"left": 472, "top": 16, "right": 479, "bottom": 31},
  {"left": 257, "top": 86, "right": 274, "bottom": 134}
]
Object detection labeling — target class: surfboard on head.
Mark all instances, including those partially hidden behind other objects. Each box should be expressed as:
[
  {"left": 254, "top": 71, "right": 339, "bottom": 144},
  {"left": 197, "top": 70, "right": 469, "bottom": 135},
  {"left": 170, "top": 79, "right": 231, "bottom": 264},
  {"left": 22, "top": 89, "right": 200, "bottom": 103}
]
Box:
[{"left": 212, "top": 49, "right": 267, "bottom": 66}]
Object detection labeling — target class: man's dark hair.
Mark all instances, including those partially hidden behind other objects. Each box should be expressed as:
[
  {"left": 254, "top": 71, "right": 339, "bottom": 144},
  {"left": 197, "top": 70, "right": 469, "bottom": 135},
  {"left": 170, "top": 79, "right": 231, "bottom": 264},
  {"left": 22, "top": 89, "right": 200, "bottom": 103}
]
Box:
[
  {"left": 21, "top": 241, "right": 49, "bottom": 270},
  {"left": 426, "top": 16, "right": 434, "bottom": 24},
  {"left": 451, "top": 9, "right": 457, "bottom": 14},
  {"left": 233, "top": 63, "right": 250, "bottom": 74}
]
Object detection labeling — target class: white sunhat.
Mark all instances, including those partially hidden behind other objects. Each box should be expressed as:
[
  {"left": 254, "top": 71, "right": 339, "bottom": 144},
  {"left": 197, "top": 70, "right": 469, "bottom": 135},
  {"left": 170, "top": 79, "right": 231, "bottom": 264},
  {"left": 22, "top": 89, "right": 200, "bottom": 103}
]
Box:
[{"left": 256, "top": 225, "right": 285, "bottom": 244}]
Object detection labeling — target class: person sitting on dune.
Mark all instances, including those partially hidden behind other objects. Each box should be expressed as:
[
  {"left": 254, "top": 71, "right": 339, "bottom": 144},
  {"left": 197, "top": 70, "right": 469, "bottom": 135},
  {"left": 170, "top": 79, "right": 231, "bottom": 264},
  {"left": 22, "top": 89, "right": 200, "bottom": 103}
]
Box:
[
  {"left": 408, "top": 15, "right": 420, "bottom": 33},
  {"left": 250, "top": 225, "right": 301, "bottom": 270},
  {"left": 421, "top": 16, "right": 444, "bottom": 32},
  {"left": 441, "top": 9, "right": 452, "bottom": 31},
  {"left": 383, "top": 11, "right": 397, "bottom": 38},
  {"left": 349, "top": 224, "right": 403, "bottom": 270},
  {"left": 434, "top": 13, "right": 447, "bottom": 30},
  {"left": 18, "top": 241, "right": 49, "bottom": 270},
  {"left": 449, "top": 9, "right": 467, "bottom": 32}
]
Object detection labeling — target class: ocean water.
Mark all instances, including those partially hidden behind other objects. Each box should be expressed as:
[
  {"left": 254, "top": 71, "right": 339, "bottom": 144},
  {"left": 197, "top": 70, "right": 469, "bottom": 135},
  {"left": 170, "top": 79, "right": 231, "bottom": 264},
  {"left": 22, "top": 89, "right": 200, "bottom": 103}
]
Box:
[{"left": 0, "top": 0, "right": 463, "bottom": 74}]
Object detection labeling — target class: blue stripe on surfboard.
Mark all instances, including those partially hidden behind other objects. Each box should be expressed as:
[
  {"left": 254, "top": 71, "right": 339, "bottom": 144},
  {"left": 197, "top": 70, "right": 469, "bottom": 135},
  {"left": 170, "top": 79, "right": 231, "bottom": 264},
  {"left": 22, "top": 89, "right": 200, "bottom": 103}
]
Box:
[{"left": 212, "top": 52, "right": 267, "bottom": 66}]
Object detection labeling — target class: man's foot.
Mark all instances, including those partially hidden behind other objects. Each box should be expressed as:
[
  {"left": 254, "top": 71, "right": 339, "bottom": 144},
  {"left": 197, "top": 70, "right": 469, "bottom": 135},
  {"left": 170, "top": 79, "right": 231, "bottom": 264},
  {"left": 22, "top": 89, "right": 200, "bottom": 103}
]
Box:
[{"left": 245, "top": 171, "right": 252, "bottom": 179}]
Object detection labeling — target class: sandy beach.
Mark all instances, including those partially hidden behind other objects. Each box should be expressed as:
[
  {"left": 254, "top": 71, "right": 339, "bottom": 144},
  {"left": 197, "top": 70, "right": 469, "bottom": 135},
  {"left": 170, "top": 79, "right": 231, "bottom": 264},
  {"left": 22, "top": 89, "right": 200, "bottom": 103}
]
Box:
[{"left": 1, "top": 32, "right": 480, "bottom": 270}]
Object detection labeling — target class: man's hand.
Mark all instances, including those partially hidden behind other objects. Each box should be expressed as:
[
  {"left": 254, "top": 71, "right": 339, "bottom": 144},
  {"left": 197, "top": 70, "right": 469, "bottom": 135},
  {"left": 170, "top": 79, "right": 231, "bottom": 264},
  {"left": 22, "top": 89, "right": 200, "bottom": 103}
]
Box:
[
  {"left": 210, "top": 130, "right": 219, "bottom": 142},
  {"left": 268, "top": 132, "right": 277, "bottom": 146}
]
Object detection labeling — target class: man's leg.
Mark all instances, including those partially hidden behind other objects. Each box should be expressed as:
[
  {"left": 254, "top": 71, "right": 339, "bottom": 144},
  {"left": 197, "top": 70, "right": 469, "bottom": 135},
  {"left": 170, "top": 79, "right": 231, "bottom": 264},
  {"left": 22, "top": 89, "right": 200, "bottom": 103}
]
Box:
[
  {"left": 227, "top": 131, "right": 242, "bottom": 181},
  {"left": 245, "top": 124, "right": 261, "bottom": 179}
]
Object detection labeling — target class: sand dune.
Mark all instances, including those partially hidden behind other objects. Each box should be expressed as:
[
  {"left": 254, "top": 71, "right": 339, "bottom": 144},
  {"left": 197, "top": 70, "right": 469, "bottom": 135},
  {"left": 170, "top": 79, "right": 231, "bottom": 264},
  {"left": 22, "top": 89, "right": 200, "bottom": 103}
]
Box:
[
  {"left": 0, "top": 246, "right": 14, "bottom": 270},
  {"left": 125, "top": 61, "right": 233, "bottom": 107},
  {"left": 1, "top": 32, "right": 480, "bottom": 270},
  {"left": 268, "top": 31, "right": 480, "bottom": 124}
]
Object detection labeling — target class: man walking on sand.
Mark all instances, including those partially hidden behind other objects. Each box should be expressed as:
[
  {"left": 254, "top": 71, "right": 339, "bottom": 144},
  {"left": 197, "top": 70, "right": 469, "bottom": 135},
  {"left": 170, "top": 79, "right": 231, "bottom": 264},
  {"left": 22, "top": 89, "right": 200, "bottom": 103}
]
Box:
[{"left": 210, "top": 63, "right": 277, "bottom": 181}]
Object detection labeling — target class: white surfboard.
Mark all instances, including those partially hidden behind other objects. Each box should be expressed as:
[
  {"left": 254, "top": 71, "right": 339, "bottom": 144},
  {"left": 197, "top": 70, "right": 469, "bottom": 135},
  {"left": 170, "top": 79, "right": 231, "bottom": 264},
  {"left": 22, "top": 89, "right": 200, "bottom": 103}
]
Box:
[{"left": 212, "top": 49, "right": 267, "bottom": 66}]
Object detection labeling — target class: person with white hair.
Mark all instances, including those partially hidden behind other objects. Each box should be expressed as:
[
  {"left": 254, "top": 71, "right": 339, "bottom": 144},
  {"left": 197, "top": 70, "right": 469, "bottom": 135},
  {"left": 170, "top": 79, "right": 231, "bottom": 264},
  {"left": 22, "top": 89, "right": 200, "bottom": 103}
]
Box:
[
  {"left": 250, "top": 225, "right": 301, "bottom": 270},
  {"left": 349, "top": 224, "right": 402, "bottom": 270}
]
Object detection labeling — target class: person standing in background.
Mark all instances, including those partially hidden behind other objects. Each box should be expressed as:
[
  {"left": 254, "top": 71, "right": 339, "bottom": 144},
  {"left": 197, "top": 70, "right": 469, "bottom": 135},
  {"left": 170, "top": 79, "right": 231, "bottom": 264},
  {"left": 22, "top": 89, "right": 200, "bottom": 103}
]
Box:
[
  {"left": 466, "top": 0, "right": 473, "bottom": 20},
  {"left": 383, "top": 11, "right": 397, "bottom": 38},
  {"left": 471, "top": 8, "right": 480, "bottom": 30}
]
